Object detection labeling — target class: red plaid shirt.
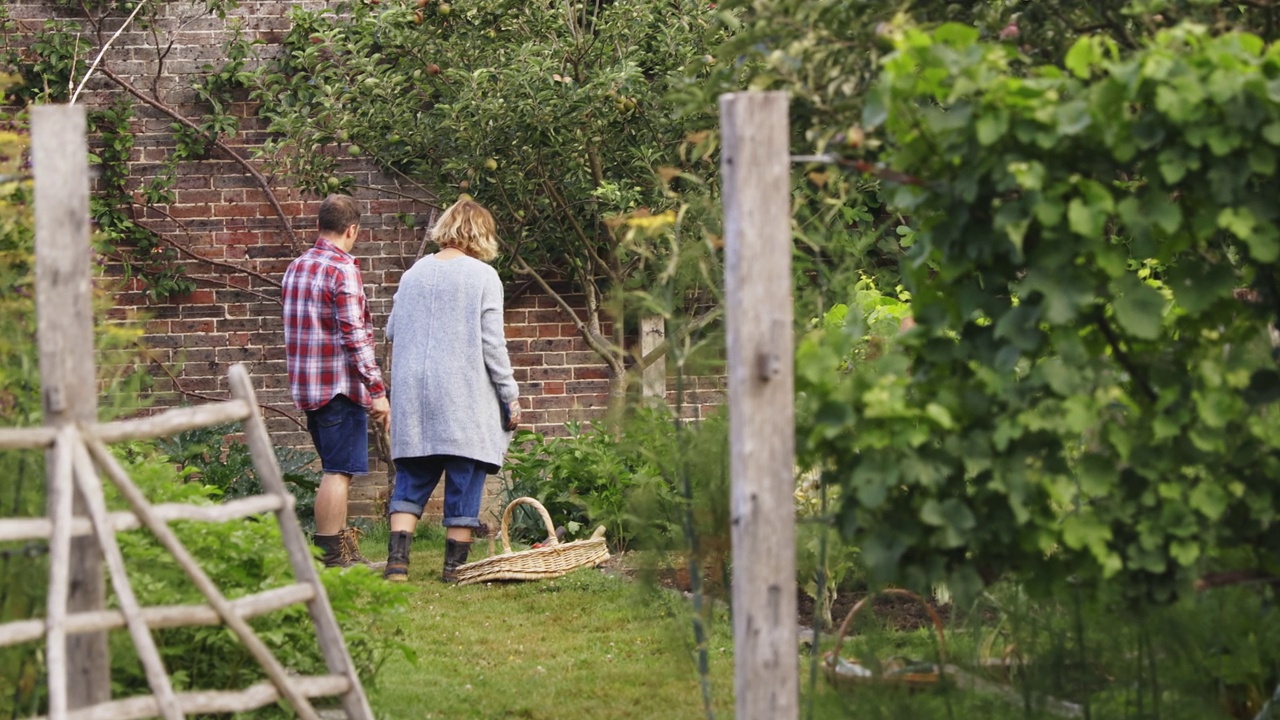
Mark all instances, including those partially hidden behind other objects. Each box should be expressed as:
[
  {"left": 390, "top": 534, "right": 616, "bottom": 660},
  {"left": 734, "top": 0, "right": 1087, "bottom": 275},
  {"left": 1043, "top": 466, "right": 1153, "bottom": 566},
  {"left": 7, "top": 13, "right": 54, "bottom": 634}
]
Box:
[{"left": 282, "top": 238, "right": 386, "bottom": 411}]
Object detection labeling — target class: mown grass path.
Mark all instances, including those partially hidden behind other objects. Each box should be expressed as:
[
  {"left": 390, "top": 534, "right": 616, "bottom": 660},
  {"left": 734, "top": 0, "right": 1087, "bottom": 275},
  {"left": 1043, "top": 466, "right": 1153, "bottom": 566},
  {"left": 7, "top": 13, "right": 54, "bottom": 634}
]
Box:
[{"left": 362, "top": 541, "right": 737, "bottom": 719}]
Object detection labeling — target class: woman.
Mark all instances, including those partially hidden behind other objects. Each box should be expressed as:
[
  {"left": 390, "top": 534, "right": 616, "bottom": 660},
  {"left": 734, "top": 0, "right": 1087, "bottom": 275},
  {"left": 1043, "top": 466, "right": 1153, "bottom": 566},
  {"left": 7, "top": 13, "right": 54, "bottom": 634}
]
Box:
[{"left": 383, "top": 198, "right": 521, "bottom": 582}]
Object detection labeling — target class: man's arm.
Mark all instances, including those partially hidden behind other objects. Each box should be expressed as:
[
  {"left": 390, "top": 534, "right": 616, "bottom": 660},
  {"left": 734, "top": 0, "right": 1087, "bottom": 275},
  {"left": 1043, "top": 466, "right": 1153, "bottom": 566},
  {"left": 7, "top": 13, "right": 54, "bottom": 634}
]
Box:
[{"left": 333, "top": 265, "right": 387, "bottom": 402}]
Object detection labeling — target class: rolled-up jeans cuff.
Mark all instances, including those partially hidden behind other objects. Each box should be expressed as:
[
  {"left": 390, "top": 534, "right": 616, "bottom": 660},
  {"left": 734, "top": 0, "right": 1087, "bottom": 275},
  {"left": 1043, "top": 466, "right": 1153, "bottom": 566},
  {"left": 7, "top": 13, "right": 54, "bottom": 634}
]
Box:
[
  {"left": 389, "top": 500, "right": 424, "bottom": 517},
  {"left": 443, "top": 516, "right": 480, "bottom": 528}
]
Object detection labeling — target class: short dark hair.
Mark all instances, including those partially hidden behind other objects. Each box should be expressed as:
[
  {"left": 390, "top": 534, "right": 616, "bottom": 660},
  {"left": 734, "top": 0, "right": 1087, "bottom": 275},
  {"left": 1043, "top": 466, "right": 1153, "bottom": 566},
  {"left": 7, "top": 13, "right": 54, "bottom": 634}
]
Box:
[{"left": 317, "top": 194, "right": 360, "bottom": 235}]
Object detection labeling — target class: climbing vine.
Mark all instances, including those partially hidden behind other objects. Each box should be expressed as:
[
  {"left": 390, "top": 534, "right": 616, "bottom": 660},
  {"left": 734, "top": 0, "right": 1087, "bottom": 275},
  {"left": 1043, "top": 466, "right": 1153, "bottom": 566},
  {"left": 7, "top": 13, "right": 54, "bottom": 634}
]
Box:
[
  {"left": 796, "top": 22, "right": 1280, "bottom": 604},
  {"left": 0, "top": 0, "right": 277, "bottom": 300}
]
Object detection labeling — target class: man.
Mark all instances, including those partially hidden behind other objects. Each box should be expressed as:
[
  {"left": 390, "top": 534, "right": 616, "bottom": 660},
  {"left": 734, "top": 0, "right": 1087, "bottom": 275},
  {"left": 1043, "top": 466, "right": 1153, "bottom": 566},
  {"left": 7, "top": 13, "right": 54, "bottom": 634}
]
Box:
[{"left": 282, "top": 194, "right": 390, "bottom": 568}]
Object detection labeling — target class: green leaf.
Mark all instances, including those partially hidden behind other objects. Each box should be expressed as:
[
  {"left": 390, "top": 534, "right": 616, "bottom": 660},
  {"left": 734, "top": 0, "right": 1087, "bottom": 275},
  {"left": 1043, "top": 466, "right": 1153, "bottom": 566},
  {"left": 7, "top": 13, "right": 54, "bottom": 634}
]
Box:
[
  {"left": 1262, "top": 121, "right": 1280, "bottom": 145},
  {"left": 1020, "top": 268, "right": 1096, "bottom": 325},
  {"left": 1061, "top": 513, "right": 1112, "bottom": 552},
  {"left": 1068, "top": 197, "right": 1106, "bottom": 238},
  {"left": 1112, "top": 276, "right": 1165, "bottom": 340},
  {"left": 1188, "top": 482, "right": 1228, "bottom": 521},
  {"left": 1167, "top": 262, "right": 1234, "bottom": 315},
  {"left": 1065, "top": 37, "right": 1101, "bottom": 79},
  {"left": 1055, "top": 100, "right": 1090, "bottom": 136},
  {"left": 976, "top": 110, "right": 1008, "bottom": 146},
  {"left": 934, "top": 23, "right": 979, "bottom": 47},
  {"left": 1157, "top": 150, "right": 1189, "bottom": 184}
]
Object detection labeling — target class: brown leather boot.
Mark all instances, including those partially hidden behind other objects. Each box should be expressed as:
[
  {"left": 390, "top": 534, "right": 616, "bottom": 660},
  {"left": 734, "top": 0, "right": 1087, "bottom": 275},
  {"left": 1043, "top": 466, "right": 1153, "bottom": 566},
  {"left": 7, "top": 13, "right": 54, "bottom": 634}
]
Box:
[
  {"left": 383, "top": 531, "right": 412, "bottom": 583},
  {"left": 442, "top": 538, "right": 472, "bottom": 583},
  {"left": 341, "top": 527, "right": 386, "bottom": 570},
  {"left": 313, "top": 533, "right": 352, "bottom": 568}
]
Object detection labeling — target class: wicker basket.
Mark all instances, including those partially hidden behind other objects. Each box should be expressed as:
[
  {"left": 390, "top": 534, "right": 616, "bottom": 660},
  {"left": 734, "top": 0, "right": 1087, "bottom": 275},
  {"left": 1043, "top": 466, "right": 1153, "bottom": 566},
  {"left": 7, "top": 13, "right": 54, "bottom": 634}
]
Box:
[
  {"left": 453, "top": 497, "right": 610, "bottom": 587},
  {"left": 822, "top": 588, "right": 947, "bottom": 689}
]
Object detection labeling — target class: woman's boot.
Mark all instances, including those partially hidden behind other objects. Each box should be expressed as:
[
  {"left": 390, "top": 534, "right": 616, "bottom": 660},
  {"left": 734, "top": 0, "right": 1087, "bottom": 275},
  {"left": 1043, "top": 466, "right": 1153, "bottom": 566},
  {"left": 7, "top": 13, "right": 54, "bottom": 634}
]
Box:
[
  {"left": 442, "top": 538, "right": 472, "bottom": 583},
  {"left": 383, "top": 531, "right": 413, "bottom": 582}
]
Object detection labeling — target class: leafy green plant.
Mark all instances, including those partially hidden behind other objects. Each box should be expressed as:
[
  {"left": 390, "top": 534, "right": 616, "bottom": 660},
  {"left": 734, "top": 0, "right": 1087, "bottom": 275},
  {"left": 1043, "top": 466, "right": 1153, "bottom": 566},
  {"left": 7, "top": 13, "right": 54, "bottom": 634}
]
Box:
[
  {"left": 247, "top": 0, "right": 727, "bottom": 407},
  {"left": 106, "top": 440, "right": 411, "bottom": 709},
  {"left": 797, "top": 22, "right": 1280, "bottom": 606},
  {"left": 157, "top": 422, "right": 322, "bottom": 533},
  {"left": 503, "top": 422, "right": 657, "bottom": 550},
  {"left": 502, "top": 407, "right": 729, "bottom": 557}
]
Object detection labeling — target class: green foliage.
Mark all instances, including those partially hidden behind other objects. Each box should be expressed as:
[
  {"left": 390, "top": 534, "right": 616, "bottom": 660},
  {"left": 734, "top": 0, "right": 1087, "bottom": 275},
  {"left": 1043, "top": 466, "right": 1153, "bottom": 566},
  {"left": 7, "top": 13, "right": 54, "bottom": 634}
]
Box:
[
  {"left": 246, "top": 0, "right": 727, "bottom": 399},
  {"left": 797, "top": 22, "right": 1280, "bottom": 603},
  {"left": 502, "top": 407, "right": 728, "bottom": 555},
  {"left": 157, "top": 422, "right": 322, "bottom": 532},
  {"left": 0, "top": 2, "right": 253, "bottom": 300},
  {"left": 104, "top": 442, "right": 410, "bottom": 706},
  {"left": 88, "top": 97, "right": 196, "bottom": 300}
]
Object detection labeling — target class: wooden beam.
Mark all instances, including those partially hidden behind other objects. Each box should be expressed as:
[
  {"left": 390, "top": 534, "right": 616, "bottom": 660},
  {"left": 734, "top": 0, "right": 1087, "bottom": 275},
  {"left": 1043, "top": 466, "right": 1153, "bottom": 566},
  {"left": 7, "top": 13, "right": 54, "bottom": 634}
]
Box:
[
  {"left": 0, "top": 427, "right": 58, "bottom": 449},
  {"left": 0, "top": 495, "right": 288, "bottom": 543},
  {"left": 0, "top": 583, "right": 316, "bottom": 648},
  {"left": 229, "top": 363, "right": 376, "bottom": 720},
  {"left": 26, "top": 674, "right": 350, "bottom": 720},
  {"left": 84, "top": 436, "right": 325, "bottom": 720},
  {"left": 640, "top": 314, "right": 666, "bottom": 400},
  {"left": 720, "top": 91, "right": 798, "bottom": 720},
  {"left": 90, "top": 400, "right": 253, "bottom": 443},
  {"left": 32, "top": 103, "right": 109, "bottom": 709}
]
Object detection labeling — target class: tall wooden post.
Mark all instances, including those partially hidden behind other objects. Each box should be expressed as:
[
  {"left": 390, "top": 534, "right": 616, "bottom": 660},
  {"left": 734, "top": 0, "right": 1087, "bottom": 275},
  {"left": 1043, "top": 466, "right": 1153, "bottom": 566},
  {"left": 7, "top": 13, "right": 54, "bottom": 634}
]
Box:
[
  {"left": 32, "top": 104, "right": 110, "bottom": 707},
  {"left": 720, "top": 91, "right": 797, "bottom": 719},
  {"left": 640, "top": 314, "right": 666, "bottom": 400}
]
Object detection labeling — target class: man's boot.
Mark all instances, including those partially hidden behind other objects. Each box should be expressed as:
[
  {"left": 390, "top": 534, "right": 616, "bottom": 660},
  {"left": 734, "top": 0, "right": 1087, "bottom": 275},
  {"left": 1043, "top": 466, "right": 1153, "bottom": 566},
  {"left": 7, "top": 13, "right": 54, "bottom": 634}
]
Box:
[
  {"left": 383, "top": 531, "right": 413, "bottom": 583},
  {"left": 313, "top": 533, "right": 352, "bottom": 568},
  {"left": 442, "top": 538, "right": 472, "bottom": 583},
  {"left": 341, "top": 527, "right": 386, "bottom": 571}
]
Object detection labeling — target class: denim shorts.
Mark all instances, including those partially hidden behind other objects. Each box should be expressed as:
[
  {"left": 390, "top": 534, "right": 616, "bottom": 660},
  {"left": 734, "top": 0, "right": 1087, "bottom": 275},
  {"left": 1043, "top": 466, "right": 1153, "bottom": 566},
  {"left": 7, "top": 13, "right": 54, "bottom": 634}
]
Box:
[
  {"left": 304, "top": 394, "right": 369, "bottom": 476},
  {"left": 390, "top": 455, "right": 488, "bottom": 528}
]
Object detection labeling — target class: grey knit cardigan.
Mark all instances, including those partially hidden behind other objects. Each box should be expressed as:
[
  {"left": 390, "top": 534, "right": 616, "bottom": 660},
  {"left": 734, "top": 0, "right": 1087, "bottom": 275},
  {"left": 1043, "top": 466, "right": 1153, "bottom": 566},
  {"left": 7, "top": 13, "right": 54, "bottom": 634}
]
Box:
[{"left": 385, "top": 254, "right": 520, "bottom": 472}]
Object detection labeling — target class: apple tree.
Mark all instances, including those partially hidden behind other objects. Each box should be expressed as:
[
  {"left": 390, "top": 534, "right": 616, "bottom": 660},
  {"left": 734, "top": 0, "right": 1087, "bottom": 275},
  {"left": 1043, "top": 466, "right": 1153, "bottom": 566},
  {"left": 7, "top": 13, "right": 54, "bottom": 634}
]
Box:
[{"left": 247, "top": 0, "right": 729, "bottom": 407}]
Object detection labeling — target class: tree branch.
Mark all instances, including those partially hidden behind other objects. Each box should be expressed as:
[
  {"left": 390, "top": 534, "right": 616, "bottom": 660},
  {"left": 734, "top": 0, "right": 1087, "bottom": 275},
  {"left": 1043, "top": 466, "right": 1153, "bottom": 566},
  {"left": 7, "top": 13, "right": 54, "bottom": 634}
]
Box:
[
  {"left": 145, "top": 353, "right": 304, "bottom": 430},
  {"left": 514, "top": 256, "right": 622, "bottom": 371},
  {"left": 129, "top": 202, "right": 283, "bottom": 292},
  {"left": 98, "top": 65, "right": 303, "bottom": 252},
  {"left": 635, "top": 305, "right": 723, "bottom": 371},
  {"left": 1093, "top": 310, "right": 1157, "bottom": 403}
]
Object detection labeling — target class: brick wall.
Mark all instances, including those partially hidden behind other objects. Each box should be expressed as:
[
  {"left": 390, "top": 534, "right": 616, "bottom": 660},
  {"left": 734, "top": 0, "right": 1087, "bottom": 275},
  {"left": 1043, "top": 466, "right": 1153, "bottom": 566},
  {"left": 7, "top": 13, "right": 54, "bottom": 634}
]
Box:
[{"left": 7, "top": 0, "right": 724, "bottom": 523}]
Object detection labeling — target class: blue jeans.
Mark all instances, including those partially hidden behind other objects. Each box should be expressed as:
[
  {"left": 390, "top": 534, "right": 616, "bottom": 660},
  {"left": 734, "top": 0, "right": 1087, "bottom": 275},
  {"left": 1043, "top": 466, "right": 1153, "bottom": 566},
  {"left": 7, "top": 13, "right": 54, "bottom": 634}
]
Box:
[
  {"left": 304, "top": 394, "right": 369, "bottom": 476},
  {"left": 390, "top": 455, "right": 488, "bottom": 528}
]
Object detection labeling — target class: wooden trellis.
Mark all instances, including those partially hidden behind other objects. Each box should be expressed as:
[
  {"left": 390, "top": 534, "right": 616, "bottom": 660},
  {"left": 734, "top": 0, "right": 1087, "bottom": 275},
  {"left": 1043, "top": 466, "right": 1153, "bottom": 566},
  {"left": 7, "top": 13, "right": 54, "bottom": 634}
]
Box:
[
  {"left": 0, "top": 105, "right": 373, "bottom": 720},
  {"left": 0, "top": 365, "right": 374, "bottom": 720}
]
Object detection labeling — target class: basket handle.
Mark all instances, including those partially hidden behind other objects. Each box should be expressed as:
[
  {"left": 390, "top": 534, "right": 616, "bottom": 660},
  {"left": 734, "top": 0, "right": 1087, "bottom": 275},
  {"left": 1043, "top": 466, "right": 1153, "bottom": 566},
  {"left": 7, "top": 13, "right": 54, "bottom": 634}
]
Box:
[
  {"left": 823, "top": 588, "right": 947, "bottom": 672},
  {"left": 498, "top": 496, "right": 559, "bottom": 554}
]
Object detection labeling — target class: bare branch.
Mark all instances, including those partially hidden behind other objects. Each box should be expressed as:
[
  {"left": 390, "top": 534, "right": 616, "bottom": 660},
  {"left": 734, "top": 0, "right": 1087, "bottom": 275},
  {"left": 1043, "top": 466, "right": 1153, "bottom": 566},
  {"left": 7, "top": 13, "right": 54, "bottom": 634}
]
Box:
[
  {"left": 70, "top": 0, "right": 150, "bottom": 104},
  {"left": 146, "top": 353, "right": 304, "bottom": 430},
  {"left": 130, "top": 202, "right": 283, "bottom": 291},
  {"left": 98, "top": 66, "right": 304, "bottom": 251},
  {"left": 513, "top": 257, "right": 622, "bottom": 372}
]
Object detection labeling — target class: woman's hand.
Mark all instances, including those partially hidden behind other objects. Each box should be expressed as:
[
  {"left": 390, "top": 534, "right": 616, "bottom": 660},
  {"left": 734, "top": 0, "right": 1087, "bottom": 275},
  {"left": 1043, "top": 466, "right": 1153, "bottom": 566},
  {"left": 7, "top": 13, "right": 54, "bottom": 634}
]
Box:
[{"left": 504, "top": 399, "right": 522, "bottom": 431}]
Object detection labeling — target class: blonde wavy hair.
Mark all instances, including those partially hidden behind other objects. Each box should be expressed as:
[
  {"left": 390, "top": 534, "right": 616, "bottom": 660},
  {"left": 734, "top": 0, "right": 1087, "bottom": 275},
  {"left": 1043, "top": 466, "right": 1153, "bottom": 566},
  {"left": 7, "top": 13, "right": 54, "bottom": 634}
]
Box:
[{"left": 431, "top": 198, "right": 500, "bottom": 262}]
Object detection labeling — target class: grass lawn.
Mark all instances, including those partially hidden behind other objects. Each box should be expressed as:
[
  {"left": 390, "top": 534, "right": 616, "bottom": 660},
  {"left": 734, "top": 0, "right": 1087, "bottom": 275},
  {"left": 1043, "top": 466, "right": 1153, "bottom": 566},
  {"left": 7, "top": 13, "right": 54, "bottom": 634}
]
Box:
[
  {"left": 357, "top": 529, "right": 737, "bottom": 720},
  {"left": 351, "top": 530, "right": 1247, "bottom": 720}
]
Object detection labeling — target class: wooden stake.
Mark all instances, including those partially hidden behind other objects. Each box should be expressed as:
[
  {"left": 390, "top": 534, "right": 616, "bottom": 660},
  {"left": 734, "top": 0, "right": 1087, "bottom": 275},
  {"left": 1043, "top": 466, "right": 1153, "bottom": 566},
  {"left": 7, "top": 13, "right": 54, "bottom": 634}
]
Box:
[
  {"left": 229, "top": 363, "right": 376, "bottom": 720},
  {"left": 32, "top": 103, "right": 109, "bottom": 709},
  {"left": 720, "top": 91, "right": 798, "bottom": 720},
  {"left": 640, "top": 314, "right": 667, "bottom": 401},
  {"left": 44, "top": 428, "right": 75, "bottom": 719},
  {"left": 69, "top": 438, "right": 182, "bottom": 720},
  {"left": 84, "top": 437, "right": 324, "bottom": 720}
]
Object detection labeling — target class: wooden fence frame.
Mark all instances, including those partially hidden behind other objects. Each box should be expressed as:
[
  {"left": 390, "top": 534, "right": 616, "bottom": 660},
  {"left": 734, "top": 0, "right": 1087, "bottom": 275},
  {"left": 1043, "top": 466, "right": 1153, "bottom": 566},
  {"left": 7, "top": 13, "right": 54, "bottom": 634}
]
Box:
[{"left": 0, "top": 104, "right": 374, "bottom": 720}]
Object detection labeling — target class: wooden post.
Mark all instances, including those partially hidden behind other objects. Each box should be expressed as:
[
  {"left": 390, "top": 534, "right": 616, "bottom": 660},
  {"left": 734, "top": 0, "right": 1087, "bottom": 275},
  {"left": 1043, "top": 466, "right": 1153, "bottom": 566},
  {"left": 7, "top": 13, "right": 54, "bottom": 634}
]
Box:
[
  {"left": 720, "top": 91, "right": 797, "bottom": 720},
  {"left": 640, "top": 314, "right": 666, "bottom": 401},
  {"left": 32, "top": 104, "right": 110, "bottom": 708}
]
